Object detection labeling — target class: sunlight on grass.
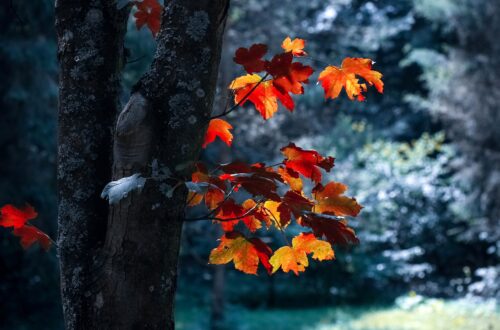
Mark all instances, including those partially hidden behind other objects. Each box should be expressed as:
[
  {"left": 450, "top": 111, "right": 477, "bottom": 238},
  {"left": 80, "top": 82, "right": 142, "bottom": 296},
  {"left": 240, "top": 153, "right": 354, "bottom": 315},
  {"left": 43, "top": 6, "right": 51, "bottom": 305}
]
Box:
[
  {"left": 314, "top": 298, "right": 499, "bottom": 330},
  {"left": 192, "top": 297, "right": 500, "bottom": 330}
]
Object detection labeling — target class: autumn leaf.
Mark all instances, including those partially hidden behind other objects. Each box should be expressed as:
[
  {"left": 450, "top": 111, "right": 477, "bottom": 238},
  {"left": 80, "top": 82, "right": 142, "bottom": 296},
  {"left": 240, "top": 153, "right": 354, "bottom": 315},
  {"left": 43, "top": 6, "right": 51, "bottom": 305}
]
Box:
[
  {"left": 263, "top": 200, "right": 287, "bottom": 228},
  {"left": 281, "top": 37, "right": 307, "bottom": 57},
  {"left": 134, "top": 0, "right": 163, "bottom": 37},
  {"left": 209, "top": 231, "right": 272, "bottom": 275},
  {"left": 203, "top": 119, "right": 233, "bottom": 148},
  {"left": 230, "top": 74, "right": 293, "bottom": 119},
  {"left": 240, "top": 199, "right": 264, "bottom": 232},
  {"left": 13, "top": 226, "right": 52, "bottom": 251},
  {"left": 0, "top": 204, "right": 51, "bottom": 250},
  {"left": 312, "top": 182, "right": 362, "bottom": 217},
  {"left": 300, "top": 212, "right": 359, "bottom": 246},
  {"left": 269, "top": 233, "right": 334, "bottom": 275},
  {"left": 266, "top": 52, "right": 314, "bottom": 95},
  {"left": 215, "top": 199, "right": 246, "bottom": 232},
  {"left": 278, "top": 166, "right": 303, "bottom": 192},
  {"left": 281, "top": 143, "right": 335, "bottom": 183},
  {"left": 278, "top": 190, "right": 314, "bottom": 221},
  {"left": 234, "top": 44, "right": 268, "bottom": 74},
  {"left": 0, "top": 204, "right": 37, "bottom": 229},
  {"left": 220, "top": 162, "right": 282, "bottom": 201},
  {"left": 318, "top": 57, "right": 383, "bottom": 101},
  {"left": 186, "top": 163, "right": 226, "bottom": 210}
]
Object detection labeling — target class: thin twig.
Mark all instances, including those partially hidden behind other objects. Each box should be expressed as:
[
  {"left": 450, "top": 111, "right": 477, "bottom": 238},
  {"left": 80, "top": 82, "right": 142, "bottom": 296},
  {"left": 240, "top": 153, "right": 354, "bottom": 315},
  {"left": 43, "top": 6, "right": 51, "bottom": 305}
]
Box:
[
  {"left": 183, "top": 199, "right": 263, "bottom": 222},
  {"left": 210, "top": 74, "right": 269, "bottom": 119}
]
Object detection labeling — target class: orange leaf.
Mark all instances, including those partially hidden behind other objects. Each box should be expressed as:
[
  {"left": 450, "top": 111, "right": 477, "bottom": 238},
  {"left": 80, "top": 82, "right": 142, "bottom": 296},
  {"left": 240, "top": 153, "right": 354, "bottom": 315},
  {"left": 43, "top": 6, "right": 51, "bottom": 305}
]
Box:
[
  {"left": 312, "top": 182, "right": 362, "bottom": 217},
  {"left": 0, "top": 204, "right": 37, "bottom": 229},
  {"left": 234, "top": 44, "right": 268, "bottom": 73},
  {"left": 269, "top": 233, "right": 334, "bottom": 275},
  {"left": 318, "top": 57, "right": 383, "bottom": 101},
  {"left": 281, "top": 37, "right": 307, "bottom": 57},
  {"left": 134, "top": 0, "right": 163, "bottom": 37},
  {"left": 281, "top": 143, "right": 334, "bottom": 183},
  {"left": 187, "top": 163, "right": 226, "bottom": 210},
  {"left": 209, "top": 231, "right": 272, "bottom": 275},
  {"left": 203, "top": 119, "right": 233, "bottom": 148},
  {"left": 230, "top": 74, "right": 296, "bottom": 119},
  {"left": 278, "top": 166, "right": 303, "bottom": 192}
]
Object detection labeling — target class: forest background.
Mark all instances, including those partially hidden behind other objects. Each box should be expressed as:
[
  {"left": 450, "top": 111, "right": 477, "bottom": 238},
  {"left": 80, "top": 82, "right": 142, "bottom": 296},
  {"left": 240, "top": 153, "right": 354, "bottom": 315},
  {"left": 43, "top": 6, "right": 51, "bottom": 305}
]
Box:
[{"left": 0, "top": 0, "right": 499, "bottom": 329}]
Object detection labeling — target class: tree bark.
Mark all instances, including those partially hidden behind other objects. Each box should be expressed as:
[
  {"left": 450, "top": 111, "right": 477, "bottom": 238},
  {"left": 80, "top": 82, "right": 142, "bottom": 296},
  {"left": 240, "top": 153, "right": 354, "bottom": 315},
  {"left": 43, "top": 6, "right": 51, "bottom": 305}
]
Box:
[
  {"left": 56, "top": 0, "right": 230, "bottom": 329},
  {"left": 55, "top": 1, "right": 129, "bottom": 328}
]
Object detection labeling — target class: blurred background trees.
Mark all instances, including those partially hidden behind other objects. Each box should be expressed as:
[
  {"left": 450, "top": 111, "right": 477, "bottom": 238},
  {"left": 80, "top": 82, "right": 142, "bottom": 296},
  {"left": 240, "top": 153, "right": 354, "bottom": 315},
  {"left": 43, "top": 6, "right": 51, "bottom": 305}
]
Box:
[{"left": 1, "top": 0, "right": 498, "bottom": 329}]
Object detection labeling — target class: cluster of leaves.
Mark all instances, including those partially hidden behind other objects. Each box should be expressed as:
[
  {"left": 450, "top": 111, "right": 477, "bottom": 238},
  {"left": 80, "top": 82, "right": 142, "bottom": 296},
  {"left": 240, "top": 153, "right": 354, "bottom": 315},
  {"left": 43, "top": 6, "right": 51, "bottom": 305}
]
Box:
[
  {"left": 191, "top": 37, "right": 383, "bottom": 275},
  {"left": 186, "top": 142, "right": 362, "bottom": 275},
  {"left": 203, "top": 37, "right": 383, "bottom": 148},
  {"left": 0, "top": 3, "right": 383, "bottom": 277},
  {"left": 0, "top": 204, "right": 52, "bottom": 251}
]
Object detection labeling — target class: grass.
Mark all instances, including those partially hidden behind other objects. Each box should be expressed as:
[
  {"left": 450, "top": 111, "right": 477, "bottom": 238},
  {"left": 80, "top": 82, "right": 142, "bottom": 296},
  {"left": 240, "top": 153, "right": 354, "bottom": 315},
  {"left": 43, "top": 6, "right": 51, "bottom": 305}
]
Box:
[{"left": 176, "top": 296, "right": 500, "bottom": 330}]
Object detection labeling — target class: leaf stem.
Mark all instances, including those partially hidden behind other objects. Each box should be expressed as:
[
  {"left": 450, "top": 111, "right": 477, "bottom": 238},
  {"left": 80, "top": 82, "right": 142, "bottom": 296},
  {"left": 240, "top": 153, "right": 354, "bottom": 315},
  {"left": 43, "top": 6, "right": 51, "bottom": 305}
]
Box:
[{"left": 210, "top": 74, "right": 269, "bottom": 119}]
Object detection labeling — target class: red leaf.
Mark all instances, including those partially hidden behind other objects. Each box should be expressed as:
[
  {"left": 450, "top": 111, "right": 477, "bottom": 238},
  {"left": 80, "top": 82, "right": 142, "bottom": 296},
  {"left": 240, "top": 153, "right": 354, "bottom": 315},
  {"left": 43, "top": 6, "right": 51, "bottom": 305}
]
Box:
[
  {"left": 0, "top": 204, "right": 37, "bottom": 229},
  {"left": 13, "top": 225, "right": 52, "bottom": 251},
  {"left": 281, "top": 143, "right": 335, "bottom": 183},
  {"left": 0, "top": 204, "right": 51, "bottom": 251},
  {"left": 234, "top": 44, "right": 268, "bottom": 73},
  {"left": 134, "top": 0, "right": 163, "bottom": 37},
  {"left": 203, "top": 119, "right": 233, "bottom": 148},
  {"left": 266, "top": 52, "right": 313, "bottom": 95},
  {"left": 300, "top": 212, "right": 359, "bottom": 246}
]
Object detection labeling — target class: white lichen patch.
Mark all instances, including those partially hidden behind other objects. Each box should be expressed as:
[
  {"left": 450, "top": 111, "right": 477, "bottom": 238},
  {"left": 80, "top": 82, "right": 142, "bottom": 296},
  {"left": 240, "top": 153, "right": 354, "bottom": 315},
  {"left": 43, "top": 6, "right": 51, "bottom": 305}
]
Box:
[
  {"left": 94, "top": 292, "right": 104, "bottom": 309},
  {"left": 101, "top": 173, "right": 146, "bottom": 204},
  {"left": 186, "top": 11, "right": 210, "bottom": 41},
  {"left": 187, "top": 115, "right": 197, "bottom": 125},
  {"left": 86, "top": 9, "right": 103, "bottom": 25}
]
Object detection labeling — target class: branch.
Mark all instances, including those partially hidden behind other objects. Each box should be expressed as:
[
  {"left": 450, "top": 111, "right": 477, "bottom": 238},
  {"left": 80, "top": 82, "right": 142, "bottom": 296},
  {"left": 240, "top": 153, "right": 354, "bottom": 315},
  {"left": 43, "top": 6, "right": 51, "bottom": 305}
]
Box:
[{"left": 183, "top": 199, "right": 264, "bottom": 222}]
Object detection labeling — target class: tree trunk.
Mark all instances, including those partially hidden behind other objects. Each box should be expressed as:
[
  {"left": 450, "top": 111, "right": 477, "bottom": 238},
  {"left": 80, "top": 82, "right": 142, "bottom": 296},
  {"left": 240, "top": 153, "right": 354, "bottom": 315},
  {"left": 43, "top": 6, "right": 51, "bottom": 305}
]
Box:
[{"left": 56, "top": 1, "right": 230, "bottom": 329}]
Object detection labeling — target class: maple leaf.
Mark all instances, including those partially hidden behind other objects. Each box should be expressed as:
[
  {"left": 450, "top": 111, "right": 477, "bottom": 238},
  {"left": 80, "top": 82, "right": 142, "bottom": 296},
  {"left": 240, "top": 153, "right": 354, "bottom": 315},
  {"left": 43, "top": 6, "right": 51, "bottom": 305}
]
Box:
[
  {"left": 278, "top": 190, "right": 314, "bottom": 222},
  {"left": 281, "top": 143, "right": 335, "bottom": 183},
  {"left": 209, "top": 231, "right": 272, "bottom": 275},
  {"left": 233, "top": 44, "right": 268, "bottom": 74},
  {"left": 240, "top": 199, "right": 264, "bottom": 232},
  {"left": 134, "top": 0, "right": 163, "bottom": 37},
  {"left": 186, "top": 163, "right": 226, "bottom": 210},
  {"left": 220, "top": 162, "right": 282, "bottom": 201},
  {"left": 203, "top": 119, "right": 233, "bottom": 148},
  {"left": 263, "top": 200, "right": 287, "bottom": 228},
  {"left": 281, "top": 37, "right": 307, "bottom": 57},
  {"left": 266, "top": 52, "right": 314, "bottom": 95},
  {"left": 269, "top": 233, "right": 334, "bottom": 275},
  {"left": 215, "top": 199, "right": 246, "bottom": 232},
  {"left": 278, "top": 166, "right": 303, "bottom": 192},
  {"left": 318, "top": 57, "right": 384, "bottom": 101},
  {"left": 13, "top": 226, "right": 52, "bottom": 251},
  {"left": 0, "top": 204, "right": 51, "bottom": 250},
  {"left": 0, "top": 204, "right": 37, "bottom": 229},
  {"left": 312, "top": 182, "right": 362, "bottom": 217},
  {"left": 300, "top": 212, "right": 359, "bottom": 246},
  {"left": 230, "top": 74, "right": 293, "bottom": 120}
]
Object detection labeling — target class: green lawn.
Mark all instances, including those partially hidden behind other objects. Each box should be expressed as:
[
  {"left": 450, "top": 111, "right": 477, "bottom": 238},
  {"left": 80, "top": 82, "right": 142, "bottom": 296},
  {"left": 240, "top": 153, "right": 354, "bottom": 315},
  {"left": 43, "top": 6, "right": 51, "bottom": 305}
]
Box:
[{"left": 176, "top": 296, "right": 500, "bottom": 330}]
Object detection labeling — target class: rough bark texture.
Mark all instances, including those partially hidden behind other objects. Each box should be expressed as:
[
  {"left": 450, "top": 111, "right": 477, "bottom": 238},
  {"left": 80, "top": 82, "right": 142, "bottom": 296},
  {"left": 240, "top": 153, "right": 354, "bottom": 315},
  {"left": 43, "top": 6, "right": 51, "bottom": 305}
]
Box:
[
  {"left": 55, "top": 1, "right": 129, "bottom": 328},
  {"left": 56, "top": 0, "right": 230, "bottom": 329}
]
